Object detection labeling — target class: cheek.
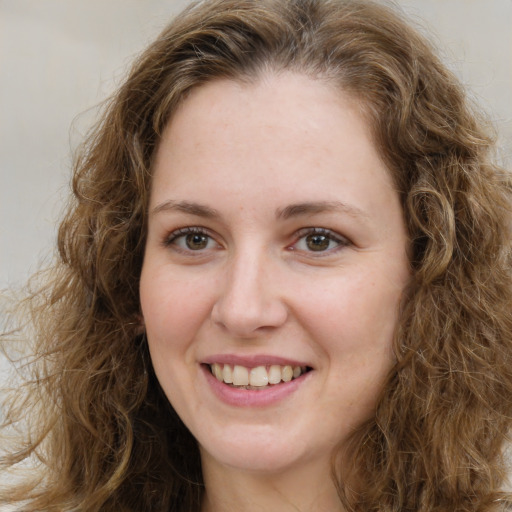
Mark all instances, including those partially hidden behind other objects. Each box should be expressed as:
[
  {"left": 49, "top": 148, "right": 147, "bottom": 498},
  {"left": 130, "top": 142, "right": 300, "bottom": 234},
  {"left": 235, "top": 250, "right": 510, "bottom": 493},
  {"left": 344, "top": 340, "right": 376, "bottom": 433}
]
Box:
[
  {"left": 303, "top": 271, "right": 402, "bottom": 345},
  {"left": 307, "top": 273, "right": 401, "bottom": 415},
  {"left": 294, "top": 267, "right": 404, "bottom": 405},
  {"left": 139, "top": 268, "right": 216, "bottom": 415},
  {"left": 139, "top": 267, "right": 217, "bottom": 352}
]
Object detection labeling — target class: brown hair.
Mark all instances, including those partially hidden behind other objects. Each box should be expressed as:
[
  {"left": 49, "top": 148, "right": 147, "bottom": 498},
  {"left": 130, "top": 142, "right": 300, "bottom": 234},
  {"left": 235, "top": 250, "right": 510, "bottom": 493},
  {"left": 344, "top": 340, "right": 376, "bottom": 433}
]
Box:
[{"left": 2, "top": 0, "right": 511, "bottom": 510}]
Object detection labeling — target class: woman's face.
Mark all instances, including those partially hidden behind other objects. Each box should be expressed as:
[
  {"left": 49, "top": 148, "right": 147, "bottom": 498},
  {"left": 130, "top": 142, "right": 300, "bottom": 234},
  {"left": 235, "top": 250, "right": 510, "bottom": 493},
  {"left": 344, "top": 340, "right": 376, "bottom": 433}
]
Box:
[{"left": 140, "top": 73, "right": 410, "bottom": 476}]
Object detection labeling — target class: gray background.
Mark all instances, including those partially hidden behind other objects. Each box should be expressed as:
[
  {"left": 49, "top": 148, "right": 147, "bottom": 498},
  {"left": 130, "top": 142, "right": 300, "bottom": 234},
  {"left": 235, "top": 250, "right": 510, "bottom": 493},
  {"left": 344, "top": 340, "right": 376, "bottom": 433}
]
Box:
[{"left": 1, "top": 0, "right": 511, "bottom": 289}]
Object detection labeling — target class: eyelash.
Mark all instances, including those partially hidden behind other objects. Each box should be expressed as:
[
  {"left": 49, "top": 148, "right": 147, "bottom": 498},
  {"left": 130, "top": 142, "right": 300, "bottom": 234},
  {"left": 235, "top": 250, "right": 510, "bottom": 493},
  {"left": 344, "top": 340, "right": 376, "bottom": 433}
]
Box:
[
  {"left": 163, "top": 227, "right": 219, "bottom": 252},
  {"left": 163, "top": 226, "right": 349, "bottom": 255},
  {"left": 291, "top": 227, "right": 349, "bottom": 255}
]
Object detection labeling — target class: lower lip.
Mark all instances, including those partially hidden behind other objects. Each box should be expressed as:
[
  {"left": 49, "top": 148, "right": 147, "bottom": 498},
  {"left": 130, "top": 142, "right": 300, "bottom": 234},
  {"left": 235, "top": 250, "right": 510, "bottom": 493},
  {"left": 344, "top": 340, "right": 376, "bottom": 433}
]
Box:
[{"left": 201, "top": 365, "right": 310, "bottom": 407}]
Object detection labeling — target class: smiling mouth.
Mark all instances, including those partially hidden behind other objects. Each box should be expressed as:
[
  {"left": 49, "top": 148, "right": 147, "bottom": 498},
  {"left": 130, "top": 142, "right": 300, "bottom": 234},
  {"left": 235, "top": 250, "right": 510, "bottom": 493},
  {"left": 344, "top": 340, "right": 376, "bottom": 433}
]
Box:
[{"left": 208, "top": 363, "right": 311, "bottom": 390}]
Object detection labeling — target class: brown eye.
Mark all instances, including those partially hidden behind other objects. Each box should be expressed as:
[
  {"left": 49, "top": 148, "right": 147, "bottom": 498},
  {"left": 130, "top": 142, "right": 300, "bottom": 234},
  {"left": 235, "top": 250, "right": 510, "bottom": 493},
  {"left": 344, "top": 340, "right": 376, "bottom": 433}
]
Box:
[
  {"left": 165, "top": 228, "right": 218, "bottom": 252},
  {"left": 293, "top": 228, "right": 348, "bottom": 254},
  {"left": 185, "top": 233, "right": 209, "bottom": 250},
  {"left": 305, "top": 234, "right": 330, "bottom": 251}
]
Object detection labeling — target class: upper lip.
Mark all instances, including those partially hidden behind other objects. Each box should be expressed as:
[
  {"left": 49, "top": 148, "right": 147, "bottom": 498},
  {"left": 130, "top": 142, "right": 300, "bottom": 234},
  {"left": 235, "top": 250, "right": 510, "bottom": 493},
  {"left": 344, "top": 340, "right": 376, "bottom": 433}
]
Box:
[{"left": 201, "top": 354, "right": 311, "bottom": 368}]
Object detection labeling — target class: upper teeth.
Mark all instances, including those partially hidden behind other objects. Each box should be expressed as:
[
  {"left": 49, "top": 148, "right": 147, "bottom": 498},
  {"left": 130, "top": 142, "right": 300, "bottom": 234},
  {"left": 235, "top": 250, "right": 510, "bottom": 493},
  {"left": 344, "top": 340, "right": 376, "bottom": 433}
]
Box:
[{"left": 210, "top": 363, "right": 305, "bottom": 387}]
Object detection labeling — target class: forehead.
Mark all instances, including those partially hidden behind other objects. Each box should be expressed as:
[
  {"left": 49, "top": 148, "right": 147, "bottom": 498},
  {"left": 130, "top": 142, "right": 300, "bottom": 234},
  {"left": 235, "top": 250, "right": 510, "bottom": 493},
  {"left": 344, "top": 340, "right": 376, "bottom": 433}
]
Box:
[{"left": 149, "top": 72, "right": 398, "bottom": 226}]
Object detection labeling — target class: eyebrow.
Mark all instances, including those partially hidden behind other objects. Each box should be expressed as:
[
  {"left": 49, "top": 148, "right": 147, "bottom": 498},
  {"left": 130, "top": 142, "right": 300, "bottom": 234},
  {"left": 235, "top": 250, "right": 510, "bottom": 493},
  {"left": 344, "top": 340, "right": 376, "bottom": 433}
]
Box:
[
  {"left": 151, "top": 199, "right": 368, "bottom": 221},
  {"left": 276, "top": 201, "right": 369, "bottom": 221},
  {"left": 150, "top": 200, "right": 221, "bottom": 218}
]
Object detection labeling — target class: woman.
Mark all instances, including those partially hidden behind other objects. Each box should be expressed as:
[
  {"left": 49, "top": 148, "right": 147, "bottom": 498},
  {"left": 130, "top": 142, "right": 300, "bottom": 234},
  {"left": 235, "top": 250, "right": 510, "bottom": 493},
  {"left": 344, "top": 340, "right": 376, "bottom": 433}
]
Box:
[{"left": 1, "top": 0, "right": 511, "bottom": 510}]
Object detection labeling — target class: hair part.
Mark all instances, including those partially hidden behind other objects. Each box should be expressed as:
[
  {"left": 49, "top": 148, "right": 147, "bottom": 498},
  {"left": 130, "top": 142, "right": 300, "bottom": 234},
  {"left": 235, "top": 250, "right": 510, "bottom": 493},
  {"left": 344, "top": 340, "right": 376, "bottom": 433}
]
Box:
[{"left": 2, "top": 1, "right": 512, "bottom": 511}]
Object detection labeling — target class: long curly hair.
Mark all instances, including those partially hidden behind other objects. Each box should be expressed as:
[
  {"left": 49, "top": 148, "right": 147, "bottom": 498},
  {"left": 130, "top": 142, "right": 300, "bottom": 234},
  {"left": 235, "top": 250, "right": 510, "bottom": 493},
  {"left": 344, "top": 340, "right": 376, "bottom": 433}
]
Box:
[{"left": 2, "top": 0, "right": 511, "bottom": 510}]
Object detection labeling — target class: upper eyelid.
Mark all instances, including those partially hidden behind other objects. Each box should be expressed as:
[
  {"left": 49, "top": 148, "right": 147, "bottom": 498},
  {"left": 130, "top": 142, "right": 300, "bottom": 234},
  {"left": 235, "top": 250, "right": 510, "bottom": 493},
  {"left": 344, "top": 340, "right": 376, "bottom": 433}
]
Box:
[
  {"left": 291, "top": 227, "right": 351, "bottom": 255},
  {"left": 163, "top": 226, "right": 217, "bottom": 245},
  {"left": 162, "top": 225, "right": 349, "bottom": 249},
  {"left": 294, "top": 227, "right": 349, "bottom": 242}
]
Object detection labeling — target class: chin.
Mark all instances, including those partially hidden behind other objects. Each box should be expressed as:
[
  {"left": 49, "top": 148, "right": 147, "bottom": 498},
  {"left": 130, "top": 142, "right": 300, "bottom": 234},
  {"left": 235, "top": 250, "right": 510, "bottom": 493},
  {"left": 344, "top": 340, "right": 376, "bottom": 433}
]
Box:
[{"left": 197, "top": 423, "right": 328, "bottom": 475}]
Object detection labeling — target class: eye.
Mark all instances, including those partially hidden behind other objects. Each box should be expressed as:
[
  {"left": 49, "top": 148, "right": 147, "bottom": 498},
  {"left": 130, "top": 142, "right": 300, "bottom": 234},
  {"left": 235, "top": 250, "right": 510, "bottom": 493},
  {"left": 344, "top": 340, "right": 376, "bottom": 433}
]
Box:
[
  {"left": 292, "top": 228, "right": 348, "bottom": 254},
  {"left": 165, "top": 227, "right": 219, "bottom": 252}
]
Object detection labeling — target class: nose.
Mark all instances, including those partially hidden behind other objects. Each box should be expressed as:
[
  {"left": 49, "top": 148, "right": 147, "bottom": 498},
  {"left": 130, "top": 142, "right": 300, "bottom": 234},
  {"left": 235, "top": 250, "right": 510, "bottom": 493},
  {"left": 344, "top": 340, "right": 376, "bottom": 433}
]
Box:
[{"left": 211, "top": 250, "right": 288, "bottom": 338}]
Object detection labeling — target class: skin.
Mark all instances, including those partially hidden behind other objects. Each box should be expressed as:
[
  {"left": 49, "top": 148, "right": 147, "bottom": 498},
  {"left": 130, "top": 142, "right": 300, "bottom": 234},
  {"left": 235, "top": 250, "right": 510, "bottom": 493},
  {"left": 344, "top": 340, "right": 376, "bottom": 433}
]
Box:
[{"left": 140, "top": 72, "right": 410, "bottom": 512}]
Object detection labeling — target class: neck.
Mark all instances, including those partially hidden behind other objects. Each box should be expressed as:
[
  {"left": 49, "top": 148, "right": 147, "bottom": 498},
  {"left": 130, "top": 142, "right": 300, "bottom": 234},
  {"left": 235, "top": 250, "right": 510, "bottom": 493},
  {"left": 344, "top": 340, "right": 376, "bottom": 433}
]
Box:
[{"left": 200, "top": 453, "right": 345, "bottom": 512}]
